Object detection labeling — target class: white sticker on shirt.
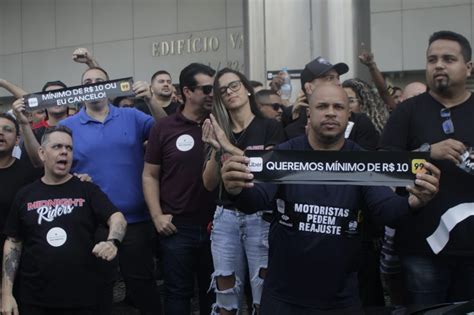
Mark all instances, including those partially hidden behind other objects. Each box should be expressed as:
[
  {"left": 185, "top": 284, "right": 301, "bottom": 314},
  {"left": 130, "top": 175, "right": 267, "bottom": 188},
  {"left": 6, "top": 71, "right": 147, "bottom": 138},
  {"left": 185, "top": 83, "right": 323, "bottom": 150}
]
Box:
[
  {"left": 176, "top": 134, "right": 194, "bottom": 152},
  {"left": 426, "top": 202, "right": 474, "bottom": 254},
  {"left": 46, "top": 227, "right": 67, "bottom": 247},
  {"left": 344, "top": 121, "right": 354, "bottom": 139}
]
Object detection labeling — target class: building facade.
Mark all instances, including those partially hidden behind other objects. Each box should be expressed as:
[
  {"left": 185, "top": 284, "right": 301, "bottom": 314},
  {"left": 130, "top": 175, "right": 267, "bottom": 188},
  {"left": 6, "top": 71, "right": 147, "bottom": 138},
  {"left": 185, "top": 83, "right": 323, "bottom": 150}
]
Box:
[{"left": 1, "top": 0, "right": 473, "bottom": 110}]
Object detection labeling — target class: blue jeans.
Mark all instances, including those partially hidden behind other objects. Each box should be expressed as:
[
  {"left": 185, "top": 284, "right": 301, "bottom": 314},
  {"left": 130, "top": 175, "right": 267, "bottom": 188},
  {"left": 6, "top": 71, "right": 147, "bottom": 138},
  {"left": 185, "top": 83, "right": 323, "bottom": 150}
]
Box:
[
  {"left": 401, "top": 254, "right": 474, "bottom": 306},
  {"left": 209, "top": 206, "right": 270, "bottom": 313},
  {"left": 159, "top": 223, "right": 214, "bottom": 315}
]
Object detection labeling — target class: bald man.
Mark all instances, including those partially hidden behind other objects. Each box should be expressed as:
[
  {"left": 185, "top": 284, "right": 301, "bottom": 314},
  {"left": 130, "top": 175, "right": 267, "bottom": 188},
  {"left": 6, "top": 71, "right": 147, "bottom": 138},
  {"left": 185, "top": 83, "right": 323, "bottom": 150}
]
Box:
[{"left": 219, "top": 84, "right": 440, "bottom": 314}]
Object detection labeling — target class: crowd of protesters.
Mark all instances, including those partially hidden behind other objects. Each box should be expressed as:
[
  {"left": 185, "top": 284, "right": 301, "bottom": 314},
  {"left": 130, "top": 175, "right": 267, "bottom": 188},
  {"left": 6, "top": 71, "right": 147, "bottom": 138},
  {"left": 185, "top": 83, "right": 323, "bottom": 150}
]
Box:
[{"left": 0, "top": 29, "right": 473, "bottom": 315}]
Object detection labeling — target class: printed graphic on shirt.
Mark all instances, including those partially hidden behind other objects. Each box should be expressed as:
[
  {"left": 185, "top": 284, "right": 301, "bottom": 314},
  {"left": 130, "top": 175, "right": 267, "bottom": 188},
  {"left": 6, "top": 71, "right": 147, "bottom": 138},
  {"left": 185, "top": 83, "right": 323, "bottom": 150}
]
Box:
[
  {"left": 276, "top": 199, "right": 292, "bottom": 228},
  {"left": 294, "top": 203, "right": 350, "bottom": 235},
  {"left": 176, "top": 134, "right": 195, "bottom": 152},
  {"left": 27, "top": 198, "right": 85, "bottom": 225},
  {"left": 46, "top": 227, "right": 67, "bottom": 247},
  {"left": 245, "top": 145, "right": 264, "bottom": 151}
]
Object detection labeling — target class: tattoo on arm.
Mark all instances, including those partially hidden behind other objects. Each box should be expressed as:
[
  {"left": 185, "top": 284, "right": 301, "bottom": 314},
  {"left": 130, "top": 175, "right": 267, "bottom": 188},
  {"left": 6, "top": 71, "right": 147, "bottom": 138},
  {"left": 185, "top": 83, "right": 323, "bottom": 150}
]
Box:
[
  {"left": 108, "top": 213, "right": 127, "bottom": 242},
  {"left": 3, "top": 238, "right": 22, "bottom": 285}
]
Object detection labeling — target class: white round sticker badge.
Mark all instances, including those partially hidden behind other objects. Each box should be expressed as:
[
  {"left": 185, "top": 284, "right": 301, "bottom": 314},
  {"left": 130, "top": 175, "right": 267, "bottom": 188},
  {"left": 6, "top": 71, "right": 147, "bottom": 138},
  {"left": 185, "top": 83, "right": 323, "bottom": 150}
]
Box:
[
  {"left": 46, "top": 227, "right": 67, "bottom": 247},
  {"left": 176, "top": 134, "right": 194, "bottom": 152}
]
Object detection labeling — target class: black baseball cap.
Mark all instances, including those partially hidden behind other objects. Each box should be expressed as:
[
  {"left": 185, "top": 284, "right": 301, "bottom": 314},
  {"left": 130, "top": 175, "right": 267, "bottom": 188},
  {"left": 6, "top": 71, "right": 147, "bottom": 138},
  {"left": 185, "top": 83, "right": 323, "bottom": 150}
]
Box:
[{"left": 300, "top": 56, "right": 349, "bottom": 88}]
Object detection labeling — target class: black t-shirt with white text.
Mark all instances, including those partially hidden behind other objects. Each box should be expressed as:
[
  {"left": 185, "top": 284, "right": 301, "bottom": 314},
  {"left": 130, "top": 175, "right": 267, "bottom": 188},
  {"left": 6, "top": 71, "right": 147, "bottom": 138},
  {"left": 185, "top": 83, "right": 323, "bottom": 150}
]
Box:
[{"left": 5, "top": 176, "right": 119, "bottom": 307}]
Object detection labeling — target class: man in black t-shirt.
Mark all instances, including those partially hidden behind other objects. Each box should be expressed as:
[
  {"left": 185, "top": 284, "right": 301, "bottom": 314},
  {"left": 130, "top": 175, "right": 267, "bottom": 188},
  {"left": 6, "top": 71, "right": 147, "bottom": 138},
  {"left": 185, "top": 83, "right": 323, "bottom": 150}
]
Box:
[
  {"left": 1, "top": 126, "right": 127, "bottom": 315},
  {"left": 255, "top": 89, "right": 284, "bottom": 122},
  {"left": 285, "top": 56, "right": 349, "bottom": 139},
  {"left": 219, "top": 84, "right": 440, "bottom": 314},
  {"left": 150, "top": 70, "right": 181, "bottom": 115},
  {"left": 0, "top": 114, "right": 40, "bottom": 247},
  {"left": 380, "top": 30, "right": 474, "bottom": 306}
]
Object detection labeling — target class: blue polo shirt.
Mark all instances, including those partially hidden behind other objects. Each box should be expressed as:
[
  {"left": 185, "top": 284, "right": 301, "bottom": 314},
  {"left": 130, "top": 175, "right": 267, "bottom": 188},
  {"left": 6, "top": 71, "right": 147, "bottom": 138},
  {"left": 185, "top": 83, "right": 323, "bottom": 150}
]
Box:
[{"left": 60, "top": 105, "right": 154, "bottom": 223}]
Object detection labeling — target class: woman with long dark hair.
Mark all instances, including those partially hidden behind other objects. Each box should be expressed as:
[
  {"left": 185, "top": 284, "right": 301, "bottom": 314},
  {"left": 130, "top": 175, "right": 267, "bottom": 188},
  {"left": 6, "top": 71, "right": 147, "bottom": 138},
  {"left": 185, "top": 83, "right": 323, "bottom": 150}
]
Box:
[
  {"left": 202, "top": 68, "right": 284, "bottom": 314},
  {"left": 342, "top": 78, "right": 389, "bottom": 134}
]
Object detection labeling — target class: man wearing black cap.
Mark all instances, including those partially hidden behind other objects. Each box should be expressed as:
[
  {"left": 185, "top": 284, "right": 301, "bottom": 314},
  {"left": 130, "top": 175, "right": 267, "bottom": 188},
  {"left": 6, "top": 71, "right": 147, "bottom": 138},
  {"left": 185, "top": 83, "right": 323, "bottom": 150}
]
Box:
[
  {"left": 300, "top": 56, "right": 349, "bottom": 89},
  {"left": 284, "top": 56, "right": 348, "bottom": 139}
]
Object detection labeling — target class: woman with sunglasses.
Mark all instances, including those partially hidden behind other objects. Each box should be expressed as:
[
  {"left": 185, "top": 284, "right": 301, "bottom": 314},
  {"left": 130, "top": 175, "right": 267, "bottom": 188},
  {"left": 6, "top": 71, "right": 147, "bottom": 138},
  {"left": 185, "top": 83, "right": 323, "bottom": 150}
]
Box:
[{"left": 202, "top": 68, "right": 284, "bottom": 314}]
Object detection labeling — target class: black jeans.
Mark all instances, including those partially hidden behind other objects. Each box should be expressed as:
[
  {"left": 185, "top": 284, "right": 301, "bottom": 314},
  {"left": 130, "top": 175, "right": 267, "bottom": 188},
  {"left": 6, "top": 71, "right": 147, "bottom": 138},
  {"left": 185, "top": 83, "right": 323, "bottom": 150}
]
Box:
[
  {"left": 401, "top": 254, "right": 474, "bottom": 306},
  {"left": 99, "top": 221, "right": 161, "bottom": 315},
  {"left": 260, "top": 290, "right": 364, "bottom": 315},
  {"left": 19, "top": 304, "right": 99, "bottom": 315},
  {"left": 160, "top": 223, "right": 214, "bottom": 315}
]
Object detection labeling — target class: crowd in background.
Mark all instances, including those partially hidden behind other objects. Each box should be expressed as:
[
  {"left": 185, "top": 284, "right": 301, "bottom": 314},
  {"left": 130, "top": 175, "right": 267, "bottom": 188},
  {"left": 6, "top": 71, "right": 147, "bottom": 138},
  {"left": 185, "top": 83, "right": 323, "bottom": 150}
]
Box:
[{"left": 0, "top": 29, "right": 473, "bottom": 315}]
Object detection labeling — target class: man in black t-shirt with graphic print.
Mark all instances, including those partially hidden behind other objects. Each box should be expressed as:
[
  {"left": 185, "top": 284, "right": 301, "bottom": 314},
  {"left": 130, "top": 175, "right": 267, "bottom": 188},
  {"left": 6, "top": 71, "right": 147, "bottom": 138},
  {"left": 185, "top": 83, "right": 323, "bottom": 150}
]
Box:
[
  {"left": 381, "top": 30, "right": 474, "bottom": 307},
  {"left": 1, "top": 126, "right": 127, "bottom": 315}
]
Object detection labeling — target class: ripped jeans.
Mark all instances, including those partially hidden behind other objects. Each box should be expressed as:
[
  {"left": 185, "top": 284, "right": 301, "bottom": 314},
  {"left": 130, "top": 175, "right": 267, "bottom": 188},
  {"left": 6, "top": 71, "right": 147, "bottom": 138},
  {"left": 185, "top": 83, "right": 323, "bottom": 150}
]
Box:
[{"left": 209, "top": 206, "right": 270, "bottom": 313}]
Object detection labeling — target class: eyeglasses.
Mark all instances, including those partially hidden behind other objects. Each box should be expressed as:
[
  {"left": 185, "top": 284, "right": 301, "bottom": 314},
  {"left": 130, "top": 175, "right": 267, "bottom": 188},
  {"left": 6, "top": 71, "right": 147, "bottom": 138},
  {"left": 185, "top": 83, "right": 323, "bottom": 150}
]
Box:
[
  {"left": 191, "top": 85, "right": 213, "bottom": 95},
  {"left": 219, "top": 80, "right": 242, "bottom": 95},
  {"left": 262, "top": 103, "right": 284, "bottom": 111},
  {"left": 440, "top": 108, "right": 454, "bottom": 134}
]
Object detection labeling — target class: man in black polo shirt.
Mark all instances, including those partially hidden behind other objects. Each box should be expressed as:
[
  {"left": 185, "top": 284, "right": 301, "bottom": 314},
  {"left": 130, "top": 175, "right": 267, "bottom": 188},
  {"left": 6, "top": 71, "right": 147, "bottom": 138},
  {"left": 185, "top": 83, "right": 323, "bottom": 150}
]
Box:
[{"left": 143, "top": 63, "right": 216, "bottom": 315}]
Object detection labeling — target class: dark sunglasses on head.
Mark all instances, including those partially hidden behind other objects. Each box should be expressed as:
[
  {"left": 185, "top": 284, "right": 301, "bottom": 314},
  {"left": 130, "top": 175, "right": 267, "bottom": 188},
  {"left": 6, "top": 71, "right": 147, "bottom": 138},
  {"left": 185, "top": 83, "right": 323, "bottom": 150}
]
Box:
[
  {"left": 440, "top": 108, "right": 454, "bottom": 134},
  {"left": 191, "top": 85, "right": 213, "bottom": 95}
]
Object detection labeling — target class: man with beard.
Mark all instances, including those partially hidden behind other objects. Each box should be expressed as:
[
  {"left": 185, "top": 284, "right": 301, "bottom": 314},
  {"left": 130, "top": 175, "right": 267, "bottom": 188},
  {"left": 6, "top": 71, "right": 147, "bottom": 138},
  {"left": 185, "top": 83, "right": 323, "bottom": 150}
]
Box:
[
  {"left": 56, "top": 67, "right": 161, "bottom": 314},
  {"left": 150, "top": 70, "right": 181, "bottom": 115},
  {"left": 218, "top": 83, "right": 440, "bottom": 314},
  {"left": 255, "top": 89, "right": 284, "bottom": 122},
  {"left": 13, "top": 67, "right": 163, "bottom": 314},
  {"left": 143, "top": 63, "right": 216, "bottom": 315},
  {"left": 0, "top": 114, "right": 40, "bottom": 257},
  {"left": 380, "top": 30, "right": 474, "bottom": 306}
]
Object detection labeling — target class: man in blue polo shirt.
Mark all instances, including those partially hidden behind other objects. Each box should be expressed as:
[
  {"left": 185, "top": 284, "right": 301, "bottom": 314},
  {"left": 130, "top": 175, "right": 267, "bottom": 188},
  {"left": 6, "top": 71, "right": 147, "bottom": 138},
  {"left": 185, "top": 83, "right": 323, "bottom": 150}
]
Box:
[{"left": 59, "top": 67, "right": 161, "bottom": 314}]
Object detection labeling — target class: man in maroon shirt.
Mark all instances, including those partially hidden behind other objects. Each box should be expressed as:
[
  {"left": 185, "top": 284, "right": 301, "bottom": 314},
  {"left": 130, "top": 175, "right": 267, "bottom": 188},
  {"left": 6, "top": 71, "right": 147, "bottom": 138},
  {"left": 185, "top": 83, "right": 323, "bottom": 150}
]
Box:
[{"left": 143, "top": 63, "right": 217, "bottom": 315}]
